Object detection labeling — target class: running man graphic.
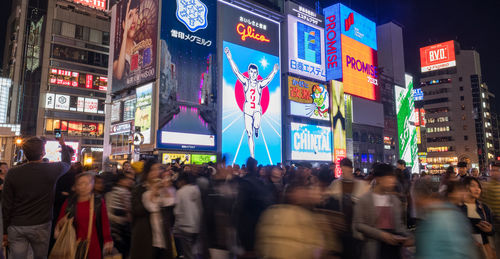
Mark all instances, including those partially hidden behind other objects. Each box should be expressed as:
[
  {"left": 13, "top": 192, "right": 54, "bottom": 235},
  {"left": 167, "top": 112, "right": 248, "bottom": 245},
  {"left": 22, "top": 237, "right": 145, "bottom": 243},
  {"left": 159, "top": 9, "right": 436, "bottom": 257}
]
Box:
[{"left": 224, "top": 47, "right": 279, "bottom": 158}]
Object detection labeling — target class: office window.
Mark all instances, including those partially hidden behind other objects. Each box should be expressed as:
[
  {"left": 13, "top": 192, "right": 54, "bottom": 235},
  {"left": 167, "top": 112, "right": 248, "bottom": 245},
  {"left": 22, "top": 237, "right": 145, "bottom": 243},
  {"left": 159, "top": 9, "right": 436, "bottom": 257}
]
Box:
[
  {"left": 52, "top": 20, "right": 61, "bottom": 35},
  {"left": 461, "top": 105, "right": 465, "bottom": 110},
  {"left": 464, "top": 136, "right": 468, "bottom": 141},
  {"left": 459, "top": 77, "right": 463, "bottom": 81},
  {"left": 460, "top": 96, "right": 464, "bottom": 101},
  {"left": 61, "top": 22, "right": 75, "bottom": 38},
  {"left": 89, "top": 29, "right": 102, "bottom": 44},
  {"left": 460, "top": 86, "right": 464, "bottom": 91},
  {"left": 102, "top": 32, "right": 110, "bottom": 46}
]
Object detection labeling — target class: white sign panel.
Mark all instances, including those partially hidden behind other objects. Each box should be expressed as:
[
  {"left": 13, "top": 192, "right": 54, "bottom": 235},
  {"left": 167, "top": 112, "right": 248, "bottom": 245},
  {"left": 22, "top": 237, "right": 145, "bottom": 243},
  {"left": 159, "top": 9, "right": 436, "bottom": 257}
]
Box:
[
  {"left": 84, "top": 98, "right": 98, "bottom": 113},
  {"left": 55, "top": 94, "right": 70, "bottom": 110},
  {"left": 45, "top": 93, "right": 55, "bottom": 108},
  {"left": 111, "top": 101, "right": 121, "bottom": 123},
  {"left": 77, "top": 97, "right": 85, "bottom": 112}
]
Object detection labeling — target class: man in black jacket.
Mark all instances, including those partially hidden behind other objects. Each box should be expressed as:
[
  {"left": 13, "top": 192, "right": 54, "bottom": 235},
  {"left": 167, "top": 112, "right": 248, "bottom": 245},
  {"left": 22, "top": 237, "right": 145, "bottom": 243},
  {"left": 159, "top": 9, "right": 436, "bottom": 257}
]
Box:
[{"left": 2, "top": 136, "right": 73, "bottom": 259}]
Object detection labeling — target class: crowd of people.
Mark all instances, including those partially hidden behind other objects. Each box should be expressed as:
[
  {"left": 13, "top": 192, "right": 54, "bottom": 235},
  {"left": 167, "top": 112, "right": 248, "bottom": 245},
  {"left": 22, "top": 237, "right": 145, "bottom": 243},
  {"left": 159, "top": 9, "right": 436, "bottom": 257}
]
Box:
[{"left": 2, "top": 136, "right": 500, "bottom": 259}]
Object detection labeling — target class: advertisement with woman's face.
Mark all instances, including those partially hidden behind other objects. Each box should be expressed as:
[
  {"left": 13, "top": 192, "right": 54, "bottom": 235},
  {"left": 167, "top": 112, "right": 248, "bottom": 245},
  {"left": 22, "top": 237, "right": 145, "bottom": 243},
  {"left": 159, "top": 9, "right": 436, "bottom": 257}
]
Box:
[{"left": 112, "top": 0, "right": 158, "bottom": 93}]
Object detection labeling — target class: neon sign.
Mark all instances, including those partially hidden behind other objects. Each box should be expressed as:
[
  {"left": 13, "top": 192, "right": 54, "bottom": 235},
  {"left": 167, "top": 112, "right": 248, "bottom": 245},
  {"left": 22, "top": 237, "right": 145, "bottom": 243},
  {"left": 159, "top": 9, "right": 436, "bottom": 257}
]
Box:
[{"left": 236, "top": 23, "right": 270, "bottom": 43}]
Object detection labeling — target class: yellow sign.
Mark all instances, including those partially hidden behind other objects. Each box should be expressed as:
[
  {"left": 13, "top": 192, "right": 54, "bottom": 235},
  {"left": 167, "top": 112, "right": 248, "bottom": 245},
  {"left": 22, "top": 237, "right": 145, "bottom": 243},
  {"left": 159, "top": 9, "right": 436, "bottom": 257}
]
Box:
[{"left": 161, "top": 153, "right": 191, "bottom": 164}]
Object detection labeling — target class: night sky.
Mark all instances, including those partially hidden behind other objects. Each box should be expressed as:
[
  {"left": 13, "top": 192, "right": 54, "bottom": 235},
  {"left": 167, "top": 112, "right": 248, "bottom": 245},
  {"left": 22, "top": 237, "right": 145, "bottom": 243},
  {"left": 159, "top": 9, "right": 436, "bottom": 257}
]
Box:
[{"left": 1, "top": 0, "right": 499, "bottom": 111}]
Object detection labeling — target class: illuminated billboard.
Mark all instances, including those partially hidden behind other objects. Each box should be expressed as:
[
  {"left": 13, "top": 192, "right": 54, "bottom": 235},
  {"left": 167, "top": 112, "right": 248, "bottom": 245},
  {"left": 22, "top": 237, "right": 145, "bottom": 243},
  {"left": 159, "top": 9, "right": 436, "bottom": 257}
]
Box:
[
  {"left": 219, "top": 1, "right": 281, "bottom": 166},
  {"left": 157, "top": 0, "right": 217, "bottom": 152},
  {"left": 290, "top": 122, "right": 332, "bottom": 161},
  {"left": 191, "top": 154, "right": 217, "bottom": 164},
  {"left": 162, "top": 153, "right": 191, "bottom": 164},
  {"left": 286, "top": 2, "right": 325, "bottom": 81},
  {"left": 44, "top": 141, "right": 79, "bottom": 162},
  {"left": 323, "top": 4, "right": 342, "bottom": 81},
  {"left": 135, "top": 83, "right": 153, "bottom": 144},
  {"left": 330, "top": 80, "right": 346, "bottom": 177},
  {"left": 341, "top": 35, "right": 379, "bottom": 100},
  {"left": 72, "top": 0, "right": 106, "bottom": 10},
  {"left": 288, "top": 76, "right": 329, "bottom": 121},
  {"left": 396, "top": 74, "right": 419, "bottom": 173},
  {"left": 338, "top": 4, "right": 377, "bottom": 50},
  {"left": 420, "top": 40, "right": 456, "bottom": 72},
  {"left": 111, "top": 0, "right": 158, "bottom": 93}
]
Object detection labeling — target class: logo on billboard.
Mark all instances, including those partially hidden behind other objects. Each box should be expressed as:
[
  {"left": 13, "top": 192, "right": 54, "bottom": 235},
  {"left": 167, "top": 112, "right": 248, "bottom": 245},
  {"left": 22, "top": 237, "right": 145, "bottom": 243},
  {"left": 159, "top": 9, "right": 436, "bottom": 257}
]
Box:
[
  {"left": 236, "top": 24, "right": 270, "bottom": 43},
  {"left": 420, "top": 40, "right": 456, "bottom": 72},
  {"left": 323, "top": 4, "right": 342, "bottom": 80},
  {"left": 176, "top": 0, "right": 208, "bottom": 32},
  {"left": 345, "top": 13, "right": 354, "bottom": 31},
  {"left": 291, "top": 123, "right": 332, "bottom": 161}
]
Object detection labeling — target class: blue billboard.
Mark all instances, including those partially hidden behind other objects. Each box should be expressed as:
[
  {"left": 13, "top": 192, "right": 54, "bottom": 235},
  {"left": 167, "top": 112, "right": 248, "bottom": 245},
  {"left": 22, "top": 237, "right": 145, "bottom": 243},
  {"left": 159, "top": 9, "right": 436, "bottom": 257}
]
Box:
[
  {"left": 339, "top": 4, "right": 377, "bottom": 50},
  {"left": 219, "top": 2, "right": 281, "bottom": 166},
  {"left": 323, "top": 4, "right": 342, "bottom": 81},
  {"left": 290, "top": 122, "right": 332, "bottom": 161},
  {"left": 157, "top": 0, "right": 217, "bottom": 151}
]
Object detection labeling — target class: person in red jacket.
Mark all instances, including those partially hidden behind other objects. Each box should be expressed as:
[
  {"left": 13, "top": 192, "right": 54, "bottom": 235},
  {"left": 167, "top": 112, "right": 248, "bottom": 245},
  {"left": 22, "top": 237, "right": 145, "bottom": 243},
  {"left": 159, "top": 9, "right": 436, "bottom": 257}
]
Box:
[{"left": 56, "top": 172, "right": 113, "bottom": 259}]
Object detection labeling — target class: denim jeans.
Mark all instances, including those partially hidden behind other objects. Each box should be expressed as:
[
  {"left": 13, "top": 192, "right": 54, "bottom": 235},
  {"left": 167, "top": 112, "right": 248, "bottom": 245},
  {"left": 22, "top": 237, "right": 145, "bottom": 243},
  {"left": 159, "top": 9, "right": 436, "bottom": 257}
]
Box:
[
  {"left": 7, "top": 222, "right": 51, "bottom": 259},
  {"left": 174, "top": 229, "right": 198, "bottom": 259}
]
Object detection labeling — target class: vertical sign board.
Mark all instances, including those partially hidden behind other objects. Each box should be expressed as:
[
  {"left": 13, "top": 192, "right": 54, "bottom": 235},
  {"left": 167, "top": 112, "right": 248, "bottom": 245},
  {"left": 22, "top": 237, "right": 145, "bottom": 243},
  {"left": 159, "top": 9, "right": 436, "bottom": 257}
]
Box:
[
  {"left": 288, "top": 76, "right": 329, "bottom": 121},
  {"left": 323, "top": 4, "right": 342, "bottom": 81},
  {"left": 111, "top": 0, "right": 158, "bottom": 93},
  {"left": 286, "top": 2, "right": 326, "bottom": 81},
  {"left": 219, "top": 1, "right": 281, "bottom": 166},
  {"left": 395, "top": 74, "right": 419, "bottom": 173},
  {"left": 157, "top": 0, "right": 217, "bottom": 151},
  {"left": 290, "top": 122, "right": 332, "bottom": 161},
  {"left": 135, "top": 83, "right": 153, "bottom": 144},
  {"left": 330, "top": 80, "right": 346, "bottom": 177}
]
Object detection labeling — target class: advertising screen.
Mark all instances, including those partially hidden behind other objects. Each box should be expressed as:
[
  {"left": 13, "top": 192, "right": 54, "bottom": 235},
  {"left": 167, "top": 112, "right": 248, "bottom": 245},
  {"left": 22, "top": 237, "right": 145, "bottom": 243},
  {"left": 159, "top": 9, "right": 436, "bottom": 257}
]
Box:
[
  {"left": 290, "top": 122, "right": 332, "bottom": 161},
  {"left": 286, "top": 2, "right": 325, "bottom": 81},
  {"left": 341, "top": 35, "right": 379, "bottom": 101},
  {"left": 420, "top": 40, "right": 456, "bottom": 72},
  {"left": 191, "top": 154, "right": 217, "bottom": 164},
  {"left": 111, "top": 0, "right": 158, "bottom": 93},
  {"left": 135, "top": 83, "right": 153, "bottom": 144},
  {"left": 157, "top": 0, "right": 217, "bottom": 151},
  {"left": 396, "top": 74, "right": 419, "bottom": 173},
  {"left": 338, "top": 4, "right": 377, "bottom": 50},
  {"left": 162, "top": 153, "right": 191, "bottom": 164},
  {"left": 55, "top": 94, "right": 70, "bottom": 110},
  {"left": 413, "top": 88, "right": 424, "bottom": 101},
  {"left": 330, "top": 80, "right": 345, "bottom": 177},
  {"left": 123, "top": 99, "right": 136, "bottom": 121},
  {"left": 49, "top": 68, "right": 107, "bottom": 91},
  {"left": 220, "top": 1, "right": 281, "bottom": 166},
  {"left": 323, "top": 4, "right": 342, "bottom": 81},
  {"left": 288, "top": 76, "right": 329, "bottom": 121},
  {"left": 44, "top": 141, "right": 79, "bottom": 162}
]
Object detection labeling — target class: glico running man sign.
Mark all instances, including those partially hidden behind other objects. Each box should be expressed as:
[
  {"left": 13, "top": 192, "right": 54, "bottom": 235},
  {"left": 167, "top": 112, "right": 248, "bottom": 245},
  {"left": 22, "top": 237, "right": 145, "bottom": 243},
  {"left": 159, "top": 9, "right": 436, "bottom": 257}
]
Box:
[{"left": 219, "top": 1, "right": 281, "bottom": 166}]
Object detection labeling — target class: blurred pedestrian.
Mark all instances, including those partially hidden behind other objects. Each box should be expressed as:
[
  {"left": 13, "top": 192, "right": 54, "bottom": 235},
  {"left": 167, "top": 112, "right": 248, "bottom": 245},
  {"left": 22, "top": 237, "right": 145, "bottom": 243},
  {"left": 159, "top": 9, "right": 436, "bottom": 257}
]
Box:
[
  {"left": 174, "top": 172, "right": 202, "bottom": 259},
  {"left": 413, "top": 178, "right": 478, "bottom": 259},
  {"left": 55, "top": 172, "right": 114, "bottom": 259},
  {"left": 2, "top": 136, "right": 73, "bottom": 258},
  {"left": 106, "top": 173, "right": 135, "bottom": 258},
  {"left": 481, "top": 161, "right": 500, "bottom": 259},
  {"left": 233, "top": 157, "right": 274, "bottom": 258},
  {"left": 353, "top": 163, "right": 411, "bottom": 259},
  {"left": 130, "top": 159, "right": 175, "bottom": 259},
  {"left": 256, "top": 182, "right": 324, "bottom": 259},
  {"left": 439, "top": 166, "right": 458, "bottom": 194}
]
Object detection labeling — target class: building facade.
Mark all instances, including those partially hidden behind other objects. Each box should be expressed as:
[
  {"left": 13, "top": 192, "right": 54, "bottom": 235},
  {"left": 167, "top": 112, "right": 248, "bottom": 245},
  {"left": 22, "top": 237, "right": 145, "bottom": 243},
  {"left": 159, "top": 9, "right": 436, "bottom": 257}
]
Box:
[
  {"left": 3, "top": 0, "right": 110, "bottom": 167},
  {"left": 419, "top": 41, "right": 494, "bottom": 173}
]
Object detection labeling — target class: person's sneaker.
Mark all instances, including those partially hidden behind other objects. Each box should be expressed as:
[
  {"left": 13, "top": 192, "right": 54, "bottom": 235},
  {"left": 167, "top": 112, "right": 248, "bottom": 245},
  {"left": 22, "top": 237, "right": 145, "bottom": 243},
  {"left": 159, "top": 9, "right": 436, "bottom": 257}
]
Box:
[{"left": 255, "top": 128, "right": 259, "bottom": 138}]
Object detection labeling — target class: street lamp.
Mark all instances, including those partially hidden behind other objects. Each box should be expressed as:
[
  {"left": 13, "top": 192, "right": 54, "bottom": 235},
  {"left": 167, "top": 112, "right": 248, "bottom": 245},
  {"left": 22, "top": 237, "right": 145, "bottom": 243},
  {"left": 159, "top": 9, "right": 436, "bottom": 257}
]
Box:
[
  {"left": 84, "top": 157, "right": 93, "bottom": 166},
  {"left": 15, "top": 138, "right": 22, "bottom": 145}
]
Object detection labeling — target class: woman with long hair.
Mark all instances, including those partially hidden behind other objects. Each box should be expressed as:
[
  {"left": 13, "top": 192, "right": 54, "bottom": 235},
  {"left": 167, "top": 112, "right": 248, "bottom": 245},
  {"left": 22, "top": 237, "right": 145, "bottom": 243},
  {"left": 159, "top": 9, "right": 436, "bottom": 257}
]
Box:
[
  {"left": 130, "top": 159, "right": 175, "bottom": 259},
  {"left": 112, "top": 0, "right": 139, "bottom": 82},
  {"left": 55, "top": 172, "right": 113, "bottom": 259}
]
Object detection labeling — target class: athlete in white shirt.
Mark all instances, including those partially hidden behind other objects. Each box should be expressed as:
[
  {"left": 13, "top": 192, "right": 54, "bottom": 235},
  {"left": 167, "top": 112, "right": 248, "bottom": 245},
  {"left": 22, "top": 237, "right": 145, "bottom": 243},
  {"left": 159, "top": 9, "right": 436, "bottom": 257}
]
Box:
[{"left": 224, "top": 47, "right": 279, "bottom": 158}]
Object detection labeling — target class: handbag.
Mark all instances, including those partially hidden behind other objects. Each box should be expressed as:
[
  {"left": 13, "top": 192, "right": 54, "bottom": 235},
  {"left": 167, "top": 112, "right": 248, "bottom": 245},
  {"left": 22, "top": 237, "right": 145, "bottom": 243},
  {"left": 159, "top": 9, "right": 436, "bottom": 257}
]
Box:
[
  {"left": 49, "top": 215, "right": 77, "bottom": 259},
  {"left": 75, "top": 195, "right": 95, "bottom": 259}
]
